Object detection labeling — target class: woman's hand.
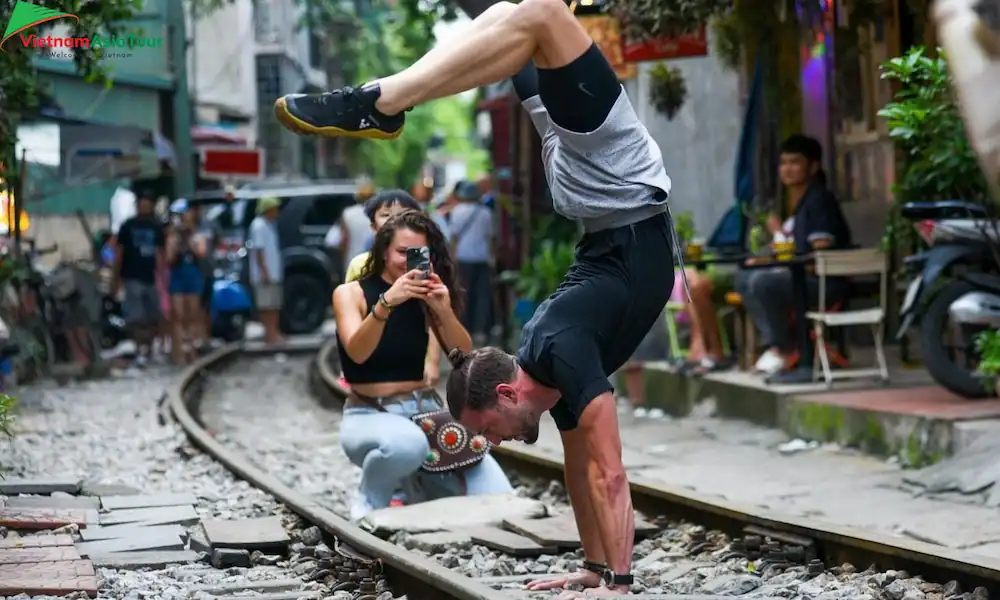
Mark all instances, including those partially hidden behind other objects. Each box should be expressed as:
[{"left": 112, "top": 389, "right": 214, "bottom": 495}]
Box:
[
  {"left": 525, "top": 570, "right": 602, "bottom": 592},
  {"left": 765, "top": 214, "right": 782, "bottom": 235},
  {"left": 424, "top": 273, "right": 452, "bottom": 315},
  {"left": 383, "top": 270, "right": 431, "bottom": 306}
]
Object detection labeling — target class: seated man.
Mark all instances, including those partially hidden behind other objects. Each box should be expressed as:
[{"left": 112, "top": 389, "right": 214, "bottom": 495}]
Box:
[{"left": 738, "top": 135, "right": 853, "bottom": 374}]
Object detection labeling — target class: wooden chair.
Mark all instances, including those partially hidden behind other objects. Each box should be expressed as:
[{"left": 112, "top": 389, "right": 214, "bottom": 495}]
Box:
[
  {"left": 725, "top": 292, "right": 756, "bottom": 370},
  {"left": 807, "top": 248, "right": 889, "bottom": 387}
]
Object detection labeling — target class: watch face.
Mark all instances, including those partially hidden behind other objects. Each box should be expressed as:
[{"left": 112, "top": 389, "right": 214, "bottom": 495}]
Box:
[{"left": 602, "top": 571, "right": 612, "bottom": 584}]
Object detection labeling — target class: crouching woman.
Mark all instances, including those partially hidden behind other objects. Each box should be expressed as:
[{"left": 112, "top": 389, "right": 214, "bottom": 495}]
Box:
[{"left": 333, "top": 207, "right": 512, "bottom": 521}]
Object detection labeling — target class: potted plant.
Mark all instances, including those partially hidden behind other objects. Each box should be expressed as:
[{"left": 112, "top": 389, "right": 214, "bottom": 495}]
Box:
[
  {"left": 878, "top": 47, "right": 991, "bottom": 251},
  {"left": 648, "top": 63, "right": 688, "bottom": 120}
]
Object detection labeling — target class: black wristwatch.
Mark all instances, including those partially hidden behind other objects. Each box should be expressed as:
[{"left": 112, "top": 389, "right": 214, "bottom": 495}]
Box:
[
  {"left": 602, "top": 570, "right": 634, "bottom": 587},
  {"left": 581, "top": 560, "right": 605, "bottom": 576}
]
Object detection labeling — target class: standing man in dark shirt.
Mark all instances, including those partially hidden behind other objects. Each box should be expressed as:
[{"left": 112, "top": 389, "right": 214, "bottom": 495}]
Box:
[{"left": 113, "top": 192, "right": 166, "bottom": 367}]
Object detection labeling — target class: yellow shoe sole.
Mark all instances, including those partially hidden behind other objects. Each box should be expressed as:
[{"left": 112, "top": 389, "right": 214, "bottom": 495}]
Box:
[{"left": 273, "top": 97, "right": 403, "bottom": 140}]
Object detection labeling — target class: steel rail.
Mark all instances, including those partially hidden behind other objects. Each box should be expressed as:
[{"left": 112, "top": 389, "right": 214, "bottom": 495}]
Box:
[
  {"left": 311, "top": 337, "right": 1000, "bottom": 591},
  {"left": 169, "top": 342, "right": 511, "bottom": 600}
]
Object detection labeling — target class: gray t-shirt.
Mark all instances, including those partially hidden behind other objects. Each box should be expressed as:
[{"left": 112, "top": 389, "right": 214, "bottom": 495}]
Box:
[
  {"left": 448, "top": 202, "right": 493, "bottom": 263},
  {"left": 249, "top": 216, "right": 283, "bottom": 284},
  {"left": 522, "top": 87, "right": 672, "bottom": 232}
]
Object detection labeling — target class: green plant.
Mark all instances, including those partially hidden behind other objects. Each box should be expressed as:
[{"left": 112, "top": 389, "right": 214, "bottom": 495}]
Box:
[
  {"left": 674, "top": 211, "right": 695, "bottom": 246},
  {"left": 648, "top": 63, "right": 688, "bottom": 120},
  {"left": 609, "top": 0, "right": 732, "bottom": 41},
  {"left": 878, "top": 47, "right": 991, "bottom": 250},
  {"left": 515, "top": 240, "right": 576, "bottom": 304},
  {"left": 977, "top": 330, "right": 1000, "bottom": 377}
]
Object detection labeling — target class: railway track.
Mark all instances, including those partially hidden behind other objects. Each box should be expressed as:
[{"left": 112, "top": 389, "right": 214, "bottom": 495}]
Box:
[
  {"left": 172, "top": 340, "right": 1000, "bottom": 600},
  {"left": 170, "top": 343, "right": 510, "bottom": 600}
]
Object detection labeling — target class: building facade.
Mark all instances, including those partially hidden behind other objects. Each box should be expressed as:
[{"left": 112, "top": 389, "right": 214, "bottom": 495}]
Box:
[{"left": 253, "top": 0, "right": 327, "bottom": 178}]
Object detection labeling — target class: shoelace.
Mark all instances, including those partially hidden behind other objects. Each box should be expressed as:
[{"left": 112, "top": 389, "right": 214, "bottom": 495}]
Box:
[{"left": 316, "top": 86, "right": 357, "bottom": 107}]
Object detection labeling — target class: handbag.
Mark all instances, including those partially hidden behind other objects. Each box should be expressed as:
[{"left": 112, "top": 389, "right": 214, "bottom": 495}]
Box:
[{"left": 351, "top": 388, "right": 492, "bottom": 474}]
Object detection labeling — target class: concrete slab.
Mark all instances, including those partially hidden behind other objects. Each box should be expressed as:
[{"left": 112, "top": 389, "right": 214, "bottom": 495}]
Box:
[
  {"left": 201, "top": 517, "right": 290, "bottom": 551},
  {"left": 188, "top": 579, "right": 306, "bottom": 594},
  {"left": 0, "top": 534, "right": 75, "bottom": 549},
  {"left": 80, "top": 483, "right": 141, "bottom": 497},
  {"left": 0, "top": 560, "right": 97, "bottom": 598},
  {"left": 90, "top": 550, "right": 201, "bottom": 570},
  {"left": 502, "top": 514, "right": 581, "bottom": 549},
  {"left": 0, "top": 478, "right": 82, "bottom": 496},
  {"left": 361, "top": 494, "right": 547, "bottom": 535},
  {"left": 80, "top": 523, "right": 186, "bottom": 542},
  {"left": 5, "top": 495, "right": 101, "bottom": 510},
  {"left": 0, "top": 507, "right": 91, "bottom": 529},
  {"left": 0, "top": 546, "right": 82, "bottom": 564},
  {"left": 75, "top": 530, "right": 185, "bottom": 557},
  {"left": 468, "top": 526, "right": 556, "bottom": 556},
  {"left": 100, "top": 505, "right": 200, "bottom": 526},
  {"left": 100, "top": 493, "right": 198, "bottom": 511}
]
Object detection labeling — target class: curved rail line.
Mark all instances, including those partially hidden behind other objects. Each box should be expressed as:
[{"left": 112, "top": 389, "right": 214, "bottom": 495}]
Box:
[
  {"left": 309, "top": 338, "right": 1000, "bottom": 591},
  {"left": 169, "top": 343, "right": 511, "bottom": 600}
]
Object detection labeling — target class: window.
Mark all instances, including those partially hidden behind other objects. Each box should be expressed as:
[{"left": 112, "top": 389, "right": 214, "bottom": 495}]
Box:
[{"left": 303, "top": 194, "right": 354, "bottom": 226}]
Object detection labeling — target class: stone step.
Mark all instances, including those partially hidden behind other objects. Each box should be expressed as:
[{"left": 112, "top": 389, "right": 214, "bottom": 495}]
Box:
[
  {"left": 0, "top": 507, "right": 96, "bottom": 530},
  {"left": 76, "top": 530, "right": 186, "bottom": 558},
  {"left": 0, "top": 478, "right": 82, "bottom": 495},
  {"left": 80, "top": 523, "right": 186, "bottom": 542},
  {"left": 100, "top": 493, "right": 199, "bottom": 511},
  {"left": 100, "top": 505, "right": 200, "bottom": 527},
  {"left": 5, "top": 495, "right": 101, "bottom": 510},
  {"left": 201, "top": 517, "right": 290, "bottom": 552}
]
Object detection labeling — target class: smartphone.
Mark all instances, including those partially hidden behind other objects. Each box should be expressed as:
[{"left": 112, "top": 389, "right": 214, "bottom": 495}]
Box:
[{"left": 406, "top": 246, "right": 432, "bottom": 279}]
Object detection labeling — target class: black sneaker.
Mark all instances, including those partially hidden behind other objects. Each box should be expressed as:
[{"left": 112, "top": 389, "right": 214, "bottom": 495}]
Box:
[{"left": 273, "top": 83, "right": 405, "bottom": 140}]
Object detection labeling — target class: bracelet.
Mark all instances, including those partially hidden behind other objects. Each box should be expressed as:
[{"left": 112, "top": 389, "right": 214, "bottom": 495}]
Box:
[
  {"left": 582, "top": 560, "right": 606, "bottom": 575},
  {"left": 370, "top": 303, "right": 388, "bottom": 322},
  {"left": 378, "top": 292, "right": 395, "bottom": 310}
]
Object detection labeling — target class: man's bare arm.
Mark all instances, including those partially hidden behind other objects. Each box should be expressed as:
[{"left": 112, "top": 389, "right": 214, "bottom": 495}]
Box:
[
  {"left": 578, "top": 393, "right": 634, "bottom": 590},
  {"left": 561, "top": 429, "right": 608, "bottom": 565}
]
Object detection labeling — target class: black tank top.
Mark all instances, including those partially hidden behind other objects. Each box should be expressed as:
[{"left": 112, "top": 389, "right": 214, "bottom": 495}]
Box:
[{"left": 338, "top": 276, "right": 428, "bottom": 384}]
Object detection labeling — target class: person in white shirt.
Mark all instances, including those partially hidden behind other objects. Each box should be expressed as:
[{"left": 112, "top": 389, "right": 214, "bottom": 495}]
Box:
[
  {"left": 325, "top": 178, "right": 377, "bottom": 279},
  {"left": 448, "top": 181, "right": 494, "bottom": 345},
  {"left": 249, "top": 197, "right": 284, "bottom": 345}
]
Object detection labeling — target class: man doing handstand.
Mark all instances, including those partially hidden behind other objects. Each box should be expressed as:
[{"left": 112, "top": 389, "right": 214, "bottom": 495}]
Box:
[{"left": 274, "top": 2, "right": 679, "bottom": 597}]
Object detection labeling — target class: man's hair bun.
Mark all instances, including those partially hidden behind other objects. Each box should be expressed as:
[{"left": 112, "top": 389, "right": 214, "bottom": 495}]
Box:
[{"left": 447, "top": 348, "right": 468, "bottom": 368}]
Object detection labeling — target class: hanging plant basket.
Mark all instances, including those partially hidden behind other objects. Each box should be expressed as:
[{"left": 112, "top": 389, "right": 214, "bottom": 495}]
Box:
[
  {"left": 608, "top": 0, "right": 733, "bottom": 41},
  {"left": 648, "top": 63, "right": 688, "bottom": 120}
]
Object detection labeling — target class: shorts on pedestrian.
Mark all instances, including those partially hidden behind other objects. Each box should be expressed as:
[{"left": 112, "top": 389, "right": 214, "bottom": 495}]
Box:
[
  {"left": 169, "top": 263, "right": 204, "bottom": 296},
  {"left": 254, "top": 282, "right": 283, "bottom": 311},
  {"left": 124, "top": 280, "right": 160, "bottom": 326}
]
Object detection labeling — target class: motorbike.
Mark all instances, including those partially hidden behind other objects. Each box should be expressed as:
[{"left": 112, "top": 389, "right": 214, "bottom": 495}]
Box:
[
  {"left": 896, "top": 200, "right": 1000, "bottom": 398},
  {"left": 210, "top": 271, "right": 253, "bottom": 342}
]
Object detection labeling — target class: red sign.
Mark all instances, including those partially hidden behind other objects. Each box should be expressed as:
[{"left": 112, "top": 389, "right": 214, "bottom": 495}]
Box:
[
  {"left": 622, "top": 25, "right": 709, "bottom": 63},
  {"left": 200, "top": 147, "right": 263, "bottom": 179}
]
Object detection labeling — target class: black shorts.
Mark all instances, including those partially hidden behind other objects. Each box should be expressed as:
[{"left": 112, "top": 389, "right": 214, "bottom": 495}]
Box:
[
  {"left": 511, "top": 43, "right": 621, "bottom": 134},
  {"left": 519, "top": 213, "right": 676, "bottom": 430}
]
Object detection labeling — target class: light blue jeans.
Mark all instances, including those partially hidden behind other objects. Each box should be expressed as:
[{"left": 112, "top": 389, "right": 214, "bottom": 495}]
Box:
[{"left": 340, "top": 393, "right": 512, "bottom": 510}]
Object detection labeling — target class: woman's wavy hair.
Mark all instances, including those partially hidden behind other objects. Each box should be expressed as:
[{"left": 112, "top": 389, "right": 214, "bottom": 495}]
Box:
[{"left": 358, "top": 207, "right": 464, "bottom": 315}]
